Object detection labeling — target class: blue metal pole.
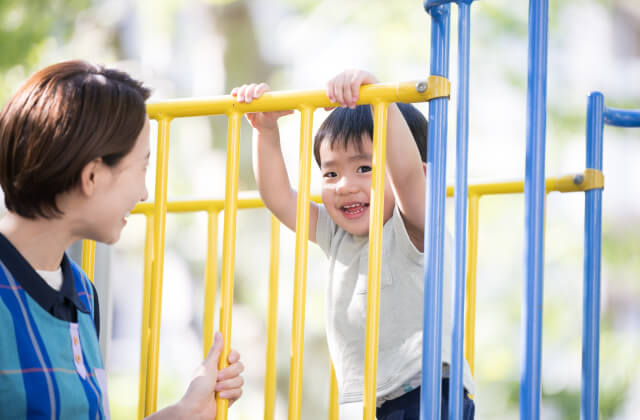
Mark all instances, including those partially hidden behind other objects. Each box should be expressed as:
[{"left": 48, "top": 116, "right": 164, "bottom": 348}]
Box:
[
  {"left": 422, "top": 2, "right": 451, "bottom": 419},
  {"left": 581, "top": 92, "right": 604, "bottom": 420},
  {"left": 449, "top": 1, "right": 473, "bottom": 420},
  {"left": 522, "top": 0, "right": 549, "bottom": 419}
]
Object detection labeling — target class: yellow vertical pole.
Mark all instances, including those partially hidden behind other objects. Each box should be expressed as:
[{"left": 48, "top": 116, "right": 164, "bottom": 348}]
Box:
[
  {"left": 138, "top": 214, "right": 154, "bottom": 419},
  {"left": 264, "top": 215, "right": 280, "bottom": 420},
  {"left": 81, "top": 240, "right": 95, "bottom": 282},
  {"left": 464, "top": 194, "right": 480, "bottom": 375},
  {"left": 363, "top": 101, "right": 388, "bottom": 420},
  {"left": 328, "top": 364, "right": 339, "bottom": 420},
  {"left": 216, "top": 111, "right": 242, "bottom": 420},
  {"left": 145, "top": 118, "right": 172, "bottom": 414},
  {"left": 288, "top": 106, "right": 314, "bottom": 420},
  {"left": 203, "top": 210, "right": 220, "bottom": 357}
]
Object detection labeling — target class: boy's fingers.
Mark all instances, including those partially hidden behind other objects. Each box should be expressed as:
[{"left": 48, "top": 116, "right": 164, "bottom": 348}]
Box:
[
  {"left": 326, "top": 78, "right": 336, "bottom": 103},
  {"left": 236, "top": 84, "right": 248, "bottom": 102},
  {"left": 333, "top": 73, "right": 346, "bottom": 106},
  {"left": 244, "top": 84, "right": 257, "bottom": 103},
  {"left": 351, "top": 72, "right": 367, "bottom": 107},
  {"left": 231, "top": 87, "right": 238, "bottom": 96},
  {"left": 254, "top": 82, "right": 270, "bottom": 98}
]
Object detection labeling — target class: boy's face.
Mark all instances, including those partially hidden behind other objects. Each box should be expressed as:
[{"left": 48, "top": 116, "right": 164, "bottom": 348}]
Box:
[
  {"left": 85, "top": 118, "right": 150, "bottom": 244},
  {"left": 319, "top": 136, "right": 395, "bottom": 236}
]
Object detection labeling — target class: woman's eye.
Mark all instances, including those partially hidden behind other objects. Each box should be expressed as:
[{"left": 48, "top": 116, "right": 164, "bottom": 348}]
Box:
[
  {"left": 357, "top": 166, "right": 372, "bottom": 173},
  {"left": 323, "top": 171, "right": 337, "bottom": 178}
]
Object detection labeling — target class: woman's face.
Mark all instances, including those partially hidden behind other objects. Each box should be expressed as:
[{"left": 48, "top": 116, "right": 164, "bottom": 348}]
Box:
[{"left": 83, "top": 118, "right": 150, "bottom": 244}]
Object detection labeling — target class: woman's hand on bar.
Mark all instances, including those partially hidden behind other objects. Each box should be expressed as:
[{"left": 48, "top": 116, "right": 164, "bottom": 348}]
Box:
[{"left": 215, "top": 347, "right": 244, "bottom": 406}]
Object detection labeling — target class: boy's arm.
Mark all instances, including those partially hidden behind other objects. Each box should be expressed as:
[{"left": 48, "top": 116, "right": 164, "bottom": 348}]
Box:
[
  {"left": 327, "top": 70, "right": 425, "bottom": 250},
  {"left": 234, "top": 83, "right": 319, "bottom": 243},
  {"left": 384, "top": 103, "right": 426, "bottom": 250}
]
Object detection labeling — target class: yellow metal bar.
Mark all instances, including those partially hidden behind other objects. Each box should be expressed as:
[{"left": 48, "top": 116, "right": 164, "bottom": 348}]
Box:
[
  {"left": 131, "top": 195, "right": 323, "bottom": 215},
  {"left": 81, "top": 240, "right": 95, "bottom": 282},
  {"left": 328, "top": 364, "right": 339, "bottom": 420},
  {"left": 202, "top": 211, "right": 219, "bottom": 357},
  {"left": 288, "top": 106, "right": 314, "bottom": 420},
  {"left": 264, "top": 216, "right": 280, "bottom": 420},
  {"left": 131, "top": 170, "right": 596, "bottom": 217},
  {"left": 460, "top": 171, "right": 600, "bottom": 197},
  {"left": 463, "top": 194, "right": 480, "bottom": 376},
  {"left": 145, "top": 118, "right": 172, "bottom": 415},
  {"left": 146, "top": 77, "right": 449, "bottom": 119},
  {"left": 137, "top": 215, "right": 154, "bottom": 419},
  {"left": 363, "top": 101, "right": 388, "bottom": 420},
  {"left": 216, "top": 112, "right": 242, "bottom": 420}
]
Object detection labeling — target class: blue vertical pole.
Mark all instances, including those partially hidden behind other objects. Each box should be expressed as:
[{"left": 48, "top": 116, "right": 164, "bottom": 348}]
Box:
[
  {"left": 522, "top": 0, "right": 548, "bottom": 419},
  {"left": 422, "top": 2, "right": 450, "bottom": 419},
  {"left": 581, "top": 92, "right": 604, "bottom": 420},
  {"left": 449, "top": 1, "right": 473, "bottom": 419}
]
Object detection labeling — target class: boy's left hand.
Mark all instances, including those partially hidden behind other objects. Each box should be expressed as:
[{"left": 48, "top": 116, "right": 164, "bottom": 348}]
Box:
[
  {"left": 326, "top": 69, "right": 379, "bottom": 109},
  {"left": 215, "top": 348, "right": 244, "bottom": 406}
]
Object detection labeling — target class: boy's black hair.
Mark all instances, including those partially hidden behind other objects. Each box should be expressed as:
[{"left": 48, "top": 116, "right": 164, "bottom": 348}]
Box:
[{"left": 313, "top": 103, "right": 427, "bottom": 166}]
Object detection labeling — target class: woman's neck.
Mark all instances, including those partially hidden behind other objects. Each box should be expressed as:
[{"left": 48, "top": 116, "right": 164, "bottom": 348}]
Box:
[{"left": 0, "top": 213, "right": 76, "bottom": 270}]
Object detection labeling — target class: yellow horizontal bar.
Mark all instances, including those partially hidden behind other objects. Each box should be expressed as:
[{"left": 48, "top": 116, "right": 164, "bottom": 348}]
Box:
[
  {"left": 145, "top": 77, "right": 449, "bottom": 119},
  {"left": 131, "top": 172, "right": 596, "bottom": 217},
  {"left": 442, "top": 171, "right": 600, "bottom": 197},
  {"left": 131, "top": 195, "right": 322, "bottom": 215}
]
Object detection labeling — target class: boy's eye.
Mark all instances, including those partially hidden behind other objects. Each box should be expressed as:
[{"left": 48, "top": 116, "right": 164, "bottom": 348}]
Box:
[
  {"left": 357, "top": 165, "right": 372, "bottom": 173},
  {"left": 323, "top": 171, "right": 337, "bottom": 179}
]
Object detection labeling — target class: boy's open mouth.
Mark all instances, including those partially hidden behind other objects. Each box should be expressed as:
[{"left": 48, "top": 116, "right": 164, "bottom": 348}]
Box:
[{"left": 341, "top": 202, "right": 368, "bottom": 217}]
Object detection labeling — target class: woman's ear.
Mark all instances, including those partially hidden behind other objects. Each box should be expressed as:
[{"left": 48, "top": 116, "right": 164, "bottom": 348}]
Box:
[
  {"left": 422, "top": 162, "right": 427, "bottom": 176},
  {"left": 79, "top": 158, "right": 102, "bottom": 197}
]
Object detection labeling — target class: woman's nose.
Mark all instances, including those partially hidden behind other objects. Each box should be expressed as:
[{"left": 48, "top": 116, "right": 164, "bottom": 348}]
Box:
[{"left": 141, "top": 184, "right": 149, "bottom": 202}]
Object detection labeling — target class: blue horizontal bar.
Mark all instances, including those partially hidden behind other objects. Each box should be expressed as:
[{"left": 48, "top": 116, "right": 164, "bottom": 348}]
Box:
[{"left": 604, "top": 107, "right": 640, "bottom": 127}]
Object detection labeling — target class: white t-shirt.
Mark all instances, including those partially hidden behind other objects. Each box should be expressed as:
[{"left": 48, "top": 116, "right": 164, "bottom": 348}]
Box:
[
  {"left": 36, "top": 267, "right": 63, "bottom": 291},
  {"left": 315, "top": 205, "right": 475, "bottom": 404}
]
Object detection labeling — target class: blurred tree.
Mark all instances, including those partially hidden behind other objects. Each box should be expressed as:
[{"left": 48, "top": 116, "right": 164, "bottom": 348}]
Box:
[{"left": 0, "top": 0, "right": 91, "bottom": 101}]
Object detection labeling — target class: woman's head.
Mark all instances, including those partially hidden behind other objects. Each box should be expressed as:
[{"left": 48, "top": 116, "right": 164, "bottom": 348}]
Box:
[{"left": 0, "top": 60, "right": 151, "bottom": 219}]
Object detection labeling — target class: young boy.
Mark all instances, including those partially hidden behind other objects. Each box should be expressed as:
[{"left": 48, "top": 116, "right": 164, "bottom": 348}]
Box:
[
  {"left": 233, "top": 69, "right": 474, "bottom": 419},
  {"left": 0, "top": 60, "right": 244, "bottom": 419}
]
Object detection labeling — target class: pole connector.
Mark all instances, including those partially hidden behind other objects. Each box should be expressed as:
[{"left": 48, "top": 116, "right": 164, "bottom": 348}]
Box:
[
  {"left": 416, "top": 81, "right": 428, "bottom": 93},
  {"left": 553, "top": 169, "right": 604, "bottom": 192}
]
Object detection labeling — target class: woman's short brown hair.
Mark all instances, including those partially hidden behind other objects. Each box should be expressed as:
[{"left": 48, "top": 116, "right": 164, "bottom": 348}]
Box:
[{"left": 0, "top": 60, "right": 151, "bottom": 219}]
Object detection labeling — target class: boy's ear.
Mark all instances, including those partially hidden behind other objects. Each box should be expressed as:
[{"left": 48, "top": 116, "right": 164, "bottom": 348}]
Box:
[
  {"left": 79, "top": 158, "right": 103, "bottom": 197},
  {"left": 422, "top": 162, "right": 427, "bottom": 176}
]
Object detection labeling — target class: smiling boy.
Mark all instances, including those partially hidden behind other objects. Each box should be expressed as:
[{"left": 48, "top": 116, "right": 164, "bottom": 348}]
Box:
[{"left": 234, "top": 69, "right": 474, "bottom": 419}]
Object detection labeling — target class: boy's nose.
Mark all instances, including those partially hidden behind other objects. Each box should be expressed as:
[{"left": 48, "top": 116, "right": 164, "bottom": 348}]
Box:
[{"left": 336, "top": 176, "right": 357, "bottom": 194}]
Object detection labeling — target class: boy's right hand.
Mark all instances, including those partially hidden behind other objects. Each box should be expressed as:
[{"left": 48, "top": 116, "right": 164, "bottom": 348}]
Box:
[{"left": 232, "top": 83, "right": 293, "bottom": 131}]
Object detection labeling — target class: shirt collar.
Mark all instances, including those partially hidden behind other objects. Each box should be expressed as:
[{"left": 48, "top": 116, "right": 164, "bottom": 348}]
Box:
[{"left": 0, "top": 233, "right": 89, "bottom": 314}]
